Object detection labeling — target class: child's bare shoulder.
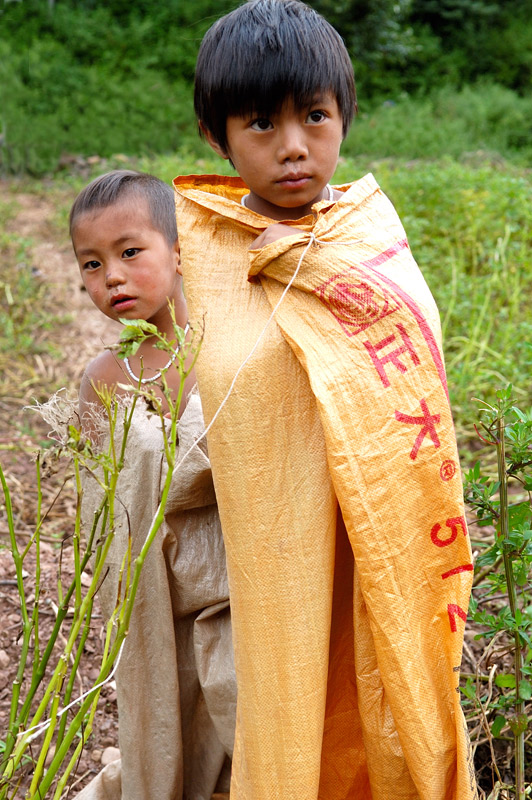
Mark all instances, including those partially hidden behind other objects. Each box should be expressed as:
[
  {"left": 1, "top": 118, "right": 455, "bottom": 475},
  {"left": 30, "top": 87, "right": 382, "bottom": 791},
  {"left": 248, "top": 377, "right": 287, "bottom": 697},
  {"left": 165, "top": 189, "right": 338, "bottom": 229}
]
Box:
[{"left": 80, "top": 349, "right": 126, "bottom": 411}]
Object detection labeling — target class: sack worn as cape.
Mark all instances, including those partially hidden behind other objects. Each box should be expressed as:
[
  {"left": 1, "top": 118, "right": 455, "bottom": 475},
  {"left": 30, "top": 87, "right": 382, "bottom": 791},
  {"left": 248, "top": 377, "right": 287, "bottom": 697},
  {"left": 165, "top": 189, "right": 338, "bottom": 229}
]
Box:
[
  {"left": 173, "top": 173, "right": 477, "bottom": 800},
  {"left": 75, "top": 390, "right": 236, "bottom": 800}
]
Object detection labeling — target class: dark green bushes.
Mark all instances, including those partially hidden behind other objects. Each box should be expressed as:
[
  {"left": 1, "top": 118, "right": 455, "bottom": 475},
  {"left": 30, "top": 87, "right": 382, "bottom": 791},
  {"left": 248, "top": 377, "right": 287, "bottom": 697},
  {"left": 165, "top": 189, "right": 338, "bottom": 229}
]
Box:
[
  {"left": 345, "top": 84, "right": 532, "bottom": 163},
  {"left": 1, "top": 0, "right": 532, "bottom": 174},
  {"left": 1, "top": 33, "right": 197, "bottom": 173},
  {"left": 0, "top": 0, "right": 232, "bottom": 173}
]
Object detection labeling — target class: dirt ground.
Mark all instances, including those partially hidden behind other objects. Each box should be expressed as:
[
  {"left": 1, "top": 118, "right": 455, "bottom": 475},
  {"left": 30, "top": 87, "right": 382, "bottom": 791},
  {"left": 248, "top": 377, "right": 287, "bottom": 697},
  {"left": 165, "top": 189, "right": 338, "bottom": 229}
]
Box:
[{"left": 0, "top": 181, "right": 123, "bottom": 796}]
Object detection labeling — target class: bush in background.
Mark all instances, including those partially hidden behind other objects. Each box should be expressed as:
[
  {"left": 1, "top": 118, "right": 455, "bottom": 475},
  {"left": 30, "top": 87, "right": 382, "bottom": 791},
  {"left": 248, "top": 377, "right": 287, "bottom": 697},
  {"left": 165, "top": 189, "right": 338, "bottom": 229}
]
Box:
[
  {"left": 1, "top": 0, "right": 532, "bottom": 174},
  {"left": 346, "top": 84, "right": 532, "bottom": 164}
]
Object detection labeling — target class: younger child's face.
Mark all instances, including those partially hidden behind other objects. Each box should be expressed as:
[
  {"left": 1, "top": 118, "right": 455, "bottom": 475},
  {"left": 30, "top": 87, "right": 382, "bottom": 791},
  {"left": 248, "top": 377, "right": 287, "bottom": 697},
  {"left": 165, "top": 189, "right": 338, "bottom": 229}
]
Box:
[
  {"left": 72, "top": 198, "right": 181, "bottom": 331},
  {"left": 205, "top": 92, "right": 344, "bottom": 220}
]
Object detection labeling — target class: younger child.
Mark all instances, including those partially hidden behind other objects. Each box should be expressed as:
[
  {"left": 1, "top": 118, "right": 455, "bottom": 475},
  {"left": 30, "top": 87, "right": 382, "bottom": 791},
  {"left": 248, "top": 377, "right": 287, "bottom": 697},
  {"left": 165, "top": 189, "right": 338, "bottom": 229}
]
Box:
[
  {"left": 70, "top": 170, "right": 236, "bottom": 800},
  {"left": 173, "top": 2, "right": 477, "bottom": 799}
]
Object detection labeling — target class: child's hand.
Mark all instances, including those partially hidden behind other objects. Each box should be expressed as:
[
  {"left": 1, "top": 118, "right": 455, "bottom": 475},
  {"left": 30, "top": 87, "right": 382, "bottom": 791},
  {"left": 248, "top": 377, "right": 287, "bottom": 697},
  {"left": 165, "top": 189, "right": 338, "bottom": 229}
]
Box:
[{"left": 250, "top": 224, "right": 304, "bottom": 249}]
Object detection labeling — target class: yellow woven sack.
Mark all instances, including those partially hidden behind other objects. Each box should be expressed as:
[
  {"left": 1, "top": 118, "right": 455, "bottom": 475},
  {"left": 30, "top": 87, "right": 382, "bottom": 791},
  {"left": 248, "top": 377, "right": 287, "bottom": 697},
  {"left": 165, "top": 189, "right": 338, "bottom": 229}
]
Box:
[{"left": 173, "top": 172, "right": 477, "bottom": 800}]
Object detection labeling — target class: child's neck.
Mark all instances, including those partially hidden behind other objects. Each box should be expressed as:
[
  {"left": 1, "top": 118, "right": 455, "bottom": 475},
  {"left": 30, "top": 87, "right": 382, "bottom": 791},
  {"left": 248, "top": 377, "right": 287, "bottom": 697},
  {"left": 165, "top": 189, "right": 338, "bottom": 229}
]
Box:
[{"left": 242, "top": 184, "right": 336, "bottom": 221}]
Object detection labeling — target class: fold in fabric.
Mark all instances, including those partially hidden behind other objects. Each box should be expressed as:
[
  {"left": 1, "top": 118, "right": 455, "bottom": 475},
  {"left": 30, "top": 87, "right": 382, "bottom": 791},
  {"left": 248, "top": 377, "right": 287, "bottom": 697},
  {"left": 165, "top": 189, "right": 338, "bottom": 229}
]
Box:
[
  {"left": 173, "top": 173, "right": 477, "bottom": 800},
  {"left": 75, "top": 389, "right": 236, "bottom": 800}
]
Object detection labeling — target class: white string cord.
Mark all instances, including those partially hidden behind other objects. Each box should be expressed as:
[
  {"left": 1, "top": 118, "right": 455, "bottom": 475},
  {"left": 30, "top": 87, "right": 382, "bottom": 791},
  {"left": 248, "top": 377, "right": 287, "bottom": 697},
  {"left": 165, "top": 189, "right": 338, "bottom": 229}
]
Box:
[
  {"left": 172, "top": 233, "right": 362, "bottom": 472},
  {"left": 21, "top": 640, "right": 126, "bottom": 744},
  {"left": 172, "top": 231, "right": 321, "bottom": 475}
]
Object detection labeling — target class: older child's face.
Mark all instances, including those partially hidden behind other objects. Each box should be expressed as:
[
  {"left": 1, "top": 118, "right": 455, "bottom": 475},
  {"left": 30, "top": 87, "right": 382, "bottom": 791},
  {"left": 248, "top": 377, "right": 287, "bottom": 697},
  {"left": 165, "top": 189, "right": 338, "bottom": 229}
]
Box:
[
  {"left": 72, "top": 198, "right": 182, "bottom": 333},
  {"left": 204, "top": 92, "right": 344, "bottom": 221}
]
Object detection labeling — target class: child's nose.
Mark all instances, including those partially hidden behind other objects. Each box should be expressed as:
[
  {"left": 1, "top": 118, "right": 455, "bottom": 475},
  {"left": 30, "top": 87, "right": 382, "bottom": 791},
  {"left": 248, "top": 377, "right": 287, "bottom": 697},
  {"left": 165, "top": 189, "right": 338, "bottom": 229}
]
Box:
[
  {"left": 105, "top": 262, "right": 125, "bottom": 287},
  {"left": 277, "top": 123, "right": 308, "bottom": 162}
]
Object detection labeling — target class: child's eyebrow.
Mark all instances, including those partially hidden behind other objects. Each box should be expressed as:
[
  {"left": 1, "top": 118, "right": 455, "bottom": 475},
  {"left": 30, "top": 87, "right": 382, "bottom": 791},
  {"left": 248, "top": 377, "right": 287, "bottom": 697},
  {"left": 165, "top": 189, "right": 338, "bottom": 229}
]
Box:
[
  {"left": 308, "top": 92, "right": 334, "bottom": 105},
  {"left": 76, "top": 233, "right": 140, "bottom": 256}
]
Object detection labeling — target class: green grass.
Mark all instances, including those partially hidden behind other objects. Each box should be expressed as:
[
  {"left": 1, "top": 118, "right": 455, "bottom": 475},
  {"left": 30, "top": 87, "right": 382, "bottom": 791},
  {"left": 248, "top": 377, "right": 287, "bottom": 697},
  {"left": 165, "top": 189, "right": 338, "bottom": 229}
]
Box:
[{"left": 0, "top": 219, "right": 66, "bottom": 394}]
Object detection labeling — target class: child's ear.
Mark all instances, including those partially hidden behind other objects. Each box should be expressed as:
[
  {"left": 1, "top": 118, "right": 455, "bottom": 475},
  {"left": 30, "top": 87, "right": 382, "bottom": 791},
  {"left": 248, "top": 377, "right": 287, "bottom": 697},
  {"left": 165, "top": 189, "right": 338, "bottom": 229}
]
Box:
[
  {"left": 173, "top": 238, "right": 182, "bottom": 276},
  {"left": 200, "top": 121, "right": 229, "bottom": 159}
]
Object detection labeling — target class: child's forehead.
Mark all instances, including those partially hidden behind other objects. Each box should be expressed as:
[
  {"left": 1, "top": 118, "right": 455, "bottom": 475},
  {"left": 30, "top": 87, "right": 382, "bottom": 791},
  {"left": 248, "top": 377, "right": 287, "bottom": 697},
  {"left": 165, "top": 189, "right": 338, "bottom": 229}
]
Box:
[
  {"left": 239, "top": 88, "right": 338, "bottom": 117},
  {"left": 74, "top": 196, "right": 152, "bottom": 231},
  {"left": 72, "top": 197, "right": 159, "bottom": 248}
]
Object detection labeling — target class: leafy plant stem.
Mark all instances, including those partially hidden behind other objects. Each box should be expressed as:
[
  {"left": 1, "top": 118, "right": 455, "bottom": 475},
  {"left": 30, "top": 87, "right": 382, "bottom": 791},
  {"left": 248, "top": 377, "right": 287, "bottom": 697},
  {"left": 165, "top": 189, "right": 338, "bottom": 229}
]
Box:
[{"left": 496, "top": 415, "right": 525, "bottom": 800}]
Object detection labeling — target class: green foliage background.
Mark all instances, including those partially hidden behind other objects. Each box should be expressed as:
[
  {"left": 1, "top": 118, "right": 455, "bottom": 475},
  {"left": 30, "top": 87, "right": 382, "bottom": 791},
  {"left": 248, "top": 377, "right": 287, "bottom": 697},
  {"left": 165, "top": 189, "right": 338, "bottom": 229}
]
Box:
[{"left": 1, "top": 0, "right": 532, "bottom": 173}]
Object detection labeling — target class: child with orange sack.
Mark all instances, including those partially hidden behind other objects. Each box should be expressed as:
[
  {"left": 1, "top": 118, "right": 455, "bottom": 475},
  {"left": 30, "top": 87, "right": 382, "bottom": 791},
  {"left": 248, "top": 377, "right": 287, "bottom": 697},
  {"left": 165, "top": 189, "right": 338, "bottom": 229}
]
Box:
[
  {"left": 70, "top": 170, "right": 236, "bottom": 800},
  {"left": 173, "top": 1, "right": 477, "bottom": 798}
]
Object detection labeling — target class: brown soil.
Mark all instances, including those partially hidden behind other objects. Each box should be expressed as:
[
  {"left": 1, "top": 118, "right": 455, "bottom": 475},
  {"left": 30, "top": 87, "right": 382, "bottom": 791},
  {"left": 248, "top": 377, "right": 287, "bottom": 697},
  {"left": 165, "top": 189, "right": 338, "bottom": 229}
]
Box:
[{"left": 0, "top": 180, "right": 122, "bottom": 796}]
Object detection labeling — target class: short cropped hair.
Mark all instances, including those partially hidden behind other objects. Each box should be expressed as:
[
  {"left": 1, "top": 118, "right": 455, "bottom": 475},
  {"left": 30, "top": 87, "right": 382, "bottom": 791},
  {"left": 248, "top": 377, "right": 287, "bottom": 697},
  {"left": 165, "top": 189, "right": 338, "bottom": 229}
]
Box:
[
  {"left": 69, "top": 170, "right": 178, "bottom": 246},
  {"left": 194, "top": 0, "right": 357, "bottom": 153}
]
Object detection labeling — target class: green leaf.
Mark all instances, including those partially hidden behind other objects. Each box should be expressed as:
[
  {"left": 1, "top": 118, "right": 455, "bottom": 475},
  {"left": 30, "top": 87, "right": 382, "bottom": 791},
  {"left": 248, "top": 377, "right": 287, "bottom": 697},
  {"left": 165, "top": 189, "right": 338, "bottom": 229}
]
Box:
[
  {"left": 512, "top": 406, "right": 528, "bottom": 423},
  {"left": 496, "top": 384, "right": 512, "bottom": 402},
  {"left": 476, "top": 514, "right": 497, "bottom": 529},
  {"left": 490, "top": 715, "right": 506, "bottom": 738},
  {"left": 518, "top": 679, "right": 532, "bottom": 700},
  {"left": 495, "top": 674, "right": 516, "bottom": 689},
  {"left": 508, "top": 502, "right": 532, "bottom": 528},
  {"left": 508, "top": 713, "right": 529, "bottom": 736},
  {"left": 115, "top": 319, "right": 158, "bottom": 357},
  {"left": 119, "top": 318, "right": 158, "bottom": 335},
  {"left": 507, "top": 531, "right": 523, "bottom": 548},
  {"left": 460, "top": 676, "right": 476, "bottom": 701},
  {"left": 523, "top": 476, "right": 532, "bottom": 491},
  {"left": 475, "top": 543, "right": 500, "bottom": 568},
  {"left": 515, "top": 563, "right": 529, "bottom": 587},
  {"left": 518, "top": 630, "right": 532, "bottom": 648}
]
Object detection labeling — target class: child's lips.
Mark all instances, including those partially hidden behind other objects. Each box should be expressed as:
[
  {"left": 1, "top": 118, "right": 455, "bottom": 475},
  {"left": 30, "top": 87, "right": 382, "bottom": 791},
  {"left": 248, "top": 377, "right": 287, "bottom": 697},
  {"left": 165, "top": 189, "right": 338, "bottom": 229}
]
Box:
[
  {"left": 277, "top": 174, "right": 311, "bottom": 190},
  {"left": 111, "top": 295, "right": 136, "bottom": 311}
]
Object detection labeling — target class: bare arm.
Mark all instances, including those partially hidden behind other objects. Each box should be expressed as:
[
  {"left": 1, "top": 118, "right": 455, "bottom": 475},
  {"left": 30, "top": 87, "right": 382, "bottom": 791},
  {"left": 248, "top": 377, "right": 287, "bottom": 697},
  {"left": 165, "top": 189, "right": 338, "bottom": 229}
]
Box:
[{"left": 250, "top": 223, "right": 305, "bottom": 250}]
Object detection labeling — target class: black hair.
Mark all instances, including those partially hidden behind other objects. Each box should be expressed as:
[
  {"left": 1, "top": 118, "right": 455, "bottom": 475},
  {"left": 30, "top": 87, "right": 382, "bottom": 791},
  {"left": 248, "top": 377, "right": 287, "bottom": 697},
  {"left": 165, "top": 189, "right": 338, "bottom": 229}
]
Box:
[
  {"left": 194, "top": 0, "right": 357, "bottom": 154},
  {"left": 69, "top": 170, "right": 178, "bottom": 246}
]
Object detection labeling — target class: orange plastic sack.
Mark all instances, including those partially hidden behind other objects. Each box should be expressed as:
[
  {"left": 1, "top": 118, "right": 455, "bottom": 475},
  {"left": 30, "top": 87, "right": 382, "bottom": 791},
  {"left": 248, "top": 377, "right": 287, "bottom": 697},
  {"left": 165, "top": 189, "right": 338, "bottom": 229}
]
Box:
[{"left": 173, "top": 173, "right": 477, "bottom": 800}]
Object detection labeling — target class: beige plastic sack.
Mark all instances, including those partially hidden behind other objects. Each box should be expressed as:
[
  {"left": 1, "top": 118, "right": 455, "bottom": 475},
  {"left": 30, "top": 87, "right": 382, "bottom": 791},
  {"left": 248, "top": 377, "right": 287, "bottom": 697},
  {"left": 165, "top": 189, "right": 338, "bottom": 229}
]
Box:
[
  {"left": 173, "top": 173, "right": 477, "bottom": 800},
  {"left": 75, "top": 389, "right": 236, "bottom": 800}
]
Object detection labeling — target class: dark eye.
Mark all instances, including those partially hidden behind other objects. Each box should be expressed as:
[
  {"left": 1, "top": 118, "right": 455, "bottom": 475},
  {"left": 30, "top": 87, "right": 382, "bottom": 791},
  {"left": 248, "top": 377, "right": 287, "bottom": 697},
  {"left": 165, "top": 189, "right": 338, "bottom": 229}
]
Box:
[
  {"left": 83, "top": 260, "right": 101, "bottom": 271},
  {"left": 308, "top": 110, "right": 326, "bottom": 124},
  {"left": 123, "top": 248, "right": 140, "bottom": 258},
  {"left": 250, "top": 118, "right": 273, "bottom": 131}
]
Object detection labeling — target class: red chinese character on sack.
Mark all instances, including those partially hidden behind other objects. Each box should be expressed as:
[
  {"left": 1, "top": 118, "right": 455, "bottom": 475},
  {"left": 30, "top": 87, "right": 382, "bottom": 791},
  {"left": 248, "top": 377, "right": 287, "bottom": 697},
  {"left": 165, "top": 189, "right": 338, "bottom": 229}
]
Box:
[
  {"left": 364, "top": 323, "right": 421, "bottom": 388},
  {"left": 395, "top": 398, "right": 441, "bottom": 460},
  {"left": 313, "top": 273, "right": 400, "bottom": 336}
]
